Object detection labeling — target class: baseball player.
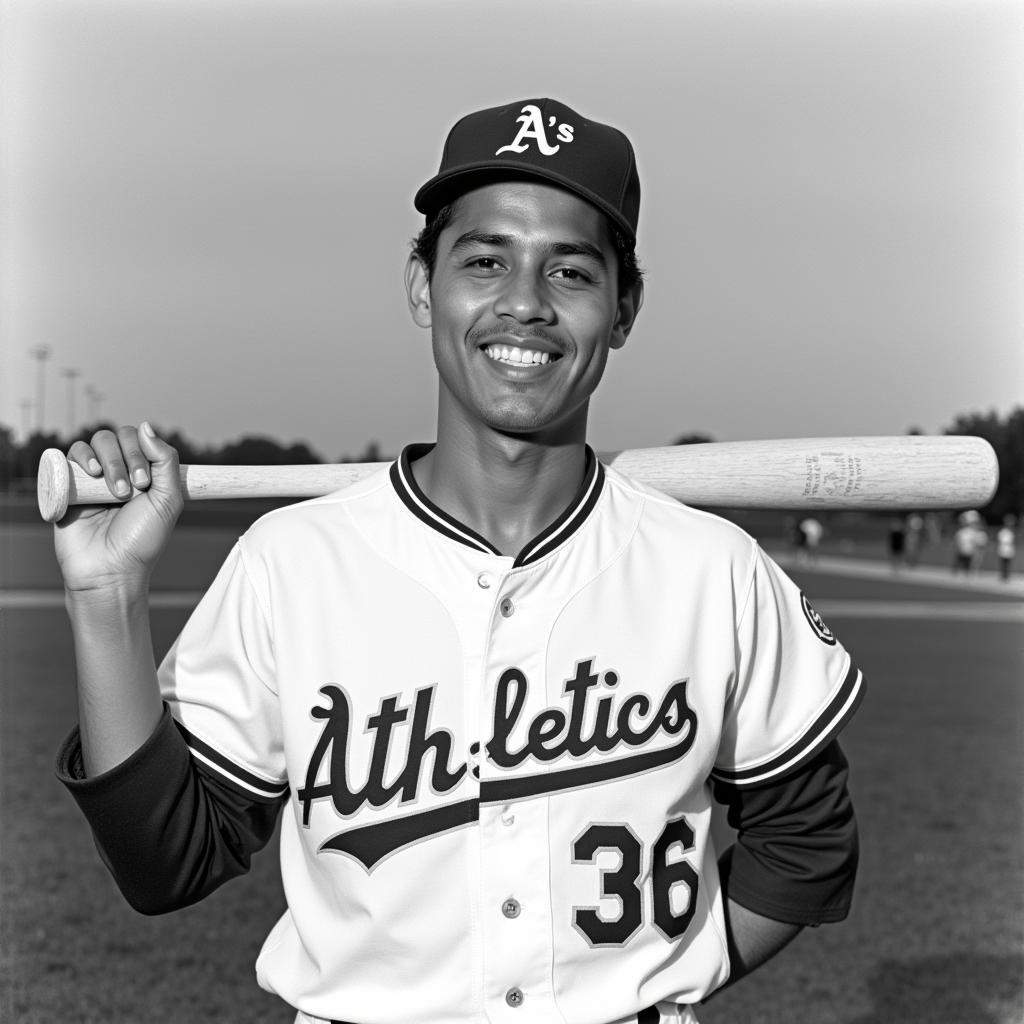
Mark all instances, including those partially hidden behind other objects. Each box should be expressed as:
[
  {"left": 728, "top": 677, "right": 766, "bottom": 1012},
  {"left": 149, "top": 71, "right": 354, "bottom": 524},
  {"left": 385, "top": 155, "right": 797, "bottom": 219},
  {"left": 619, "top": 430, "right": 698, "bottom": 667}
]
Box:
[{"left": 53, "top": 98, "right": 863, "bottom": 1024}]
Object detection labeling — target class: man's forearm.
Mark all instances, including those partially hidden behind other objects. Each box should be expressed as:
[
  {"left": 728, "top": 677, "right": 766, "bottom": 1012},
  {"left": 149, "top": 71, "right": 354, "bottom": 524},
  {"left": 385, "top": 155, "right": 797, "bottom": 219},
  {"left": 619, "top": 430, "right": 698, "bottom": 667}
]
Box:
[
  {"left": 719, "top": 897, "right": 802, "bottom": 989},
  {"left": 66, "top": 585, "right": 164, "bottom": 777}
]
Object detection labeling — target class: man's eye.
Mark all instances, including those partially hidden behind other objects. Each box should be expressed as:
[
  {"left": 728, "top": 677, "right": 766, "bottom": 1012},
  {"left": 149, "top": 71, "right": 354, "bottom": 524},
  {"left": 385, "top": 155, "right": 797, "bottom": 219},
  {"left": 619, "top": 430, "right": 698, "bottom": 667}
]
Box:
[
  {"left": 468, "top": 257, "right": 502, "bottom": 270},
  {"left": 552, "top": 267, "right": 592, "bottom": 282}
]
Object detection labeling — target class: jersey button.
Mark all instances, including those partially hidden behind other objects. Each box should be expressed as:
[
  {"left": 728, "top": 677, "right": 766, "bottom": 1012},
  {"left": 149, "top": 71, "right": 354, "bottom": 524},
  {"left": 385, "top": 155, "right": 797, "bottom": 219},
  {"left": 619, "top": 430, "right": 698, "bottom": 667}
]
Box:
[
  {"left": 505, "top": 987, "right": 524, "bottom": 1008},
  {"left": 502, "top": 898, "right": 521, "bottom": 918},
  {"left": 477, "top": 572, "right": 492, "bottom": 589},
  {"left": 499, "top": 597, "right": 515, "bottom": 617}
]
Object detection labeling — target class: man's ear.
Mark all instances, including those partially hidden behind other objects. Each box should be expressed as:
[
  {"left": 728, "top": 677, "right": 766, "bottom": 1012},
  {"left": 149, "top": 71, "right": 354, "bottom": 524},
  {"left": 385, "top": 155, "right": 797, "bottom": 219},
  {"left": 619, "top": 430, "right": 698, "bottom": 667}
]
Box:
[
  {"left": 405, "top": 254, "right": 432, "bottom": 328},
  {"left": 609, "top": 279, "right": 644, "bottom": 350}
]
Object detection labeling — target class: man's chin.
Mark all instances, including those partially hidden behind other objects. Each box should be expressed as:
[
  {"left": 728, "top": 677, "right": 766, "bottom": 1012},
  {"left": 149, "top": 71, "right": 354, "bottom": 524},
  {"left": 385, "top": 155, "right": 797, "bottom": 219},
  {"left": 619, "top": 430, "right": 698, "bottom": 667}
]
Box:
[
  {"left": 483, "top": 405, "right": 587, "bottom": 445},
  {"left": 481, "top": 400, "right": 554, "bottom": 436}
]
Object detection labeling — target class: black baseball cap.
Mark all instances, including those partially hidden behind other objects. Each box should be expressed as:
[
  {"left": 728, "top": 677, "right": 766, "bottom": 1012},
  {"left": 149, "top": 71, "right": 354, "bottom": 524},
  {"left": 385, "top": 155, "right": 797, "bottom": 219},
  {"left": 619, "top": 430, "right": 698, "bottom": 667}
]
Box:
[{"left": 414, "top": 98, "right": 640, "bottom": 243}]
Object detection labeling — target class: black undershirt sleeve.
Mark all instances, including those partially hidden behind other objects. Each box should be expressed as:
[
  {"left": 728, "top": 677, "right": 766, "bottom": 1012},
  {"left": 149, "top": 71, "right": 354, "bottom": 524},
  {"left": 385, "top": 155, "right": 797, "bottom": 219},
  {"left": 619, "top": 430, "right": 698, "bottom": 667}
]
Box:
[
  {"left": 57, "top": 709, "right": 856, "bottom": 923},
  {"left": 55, "top": 704, "right": 285, "bottom": 915},
  {"left": 712, "top": 739, "right": 859, "bottom": 925}
]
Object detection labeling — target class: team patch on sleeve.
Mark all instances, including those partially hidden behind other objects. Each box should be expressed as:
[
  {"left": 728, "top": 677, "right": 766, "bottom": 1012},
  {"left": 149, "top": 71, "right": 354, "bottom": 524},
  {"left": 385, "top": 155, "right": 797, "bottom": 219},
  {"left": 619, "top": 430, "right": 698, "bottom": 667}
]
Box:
[
  {"left": 712, "top": 661, "right": 864, "bottom": 787},
  {"left": 801, "top": 592, "right": 837, "bottom": 645}
]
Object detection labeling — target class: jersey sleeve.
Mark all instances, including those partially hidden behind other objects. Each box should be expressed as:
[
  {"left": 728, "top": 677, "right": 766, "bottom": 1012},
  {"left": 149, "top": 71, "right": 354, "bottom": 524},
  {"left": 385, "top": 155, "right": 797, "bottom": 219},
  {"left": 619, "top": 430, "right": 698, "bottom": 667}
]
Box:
[
  {"left": 158, "top": 539, "right": 288, "bottom": 802},
  {"left": 55, "top": 705, "right": 285, "bottom": 914},
  {"left": 712, "top": 545, "right": 864, "bottom": 787}
]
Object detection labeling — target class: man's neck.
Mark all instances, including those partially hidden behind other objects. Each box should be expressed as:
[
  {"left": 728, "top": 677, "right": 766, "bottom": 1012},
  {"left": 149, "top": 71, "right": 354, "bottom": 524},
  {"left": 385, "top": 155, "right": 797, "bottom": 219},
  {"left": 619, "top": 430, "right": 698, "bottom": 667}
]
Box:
[{"left": 411, "top": 423, "right": 588, "bottom": 558}]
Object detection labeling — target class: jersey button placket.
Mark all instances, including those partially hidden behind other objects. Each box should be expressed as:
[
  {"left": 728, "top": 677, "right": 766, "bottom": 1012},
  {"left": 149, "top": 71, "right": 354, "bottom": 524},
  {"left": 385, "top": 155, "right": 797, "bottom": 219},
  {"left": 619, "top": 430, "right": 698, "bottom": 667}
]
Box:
[{"left": 480, "top": 574, "right": 557, "bottom": 1018}]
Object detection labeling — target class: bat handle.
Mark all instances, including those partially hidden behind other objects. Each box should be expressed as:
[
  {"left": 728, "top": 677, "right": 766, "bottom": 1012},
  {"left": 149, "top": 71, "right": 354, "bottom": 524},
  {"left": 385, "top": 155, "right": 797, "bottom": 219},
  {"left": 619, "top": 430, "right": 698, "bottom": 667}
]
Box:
[{"left": 37, "top": 448, "right": 145, "bottom": 523}]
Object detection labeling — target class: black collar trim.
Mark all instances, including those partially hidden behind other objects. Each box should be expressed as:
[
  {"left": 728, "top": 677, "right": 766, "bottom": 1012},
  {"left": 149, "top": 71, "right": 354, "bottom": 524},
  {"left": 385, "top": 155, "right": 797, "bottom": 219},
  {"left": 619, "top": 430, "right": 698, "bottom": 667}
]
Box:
[{"left": 390, "top": 444, "right": 605, "bottom": 568}]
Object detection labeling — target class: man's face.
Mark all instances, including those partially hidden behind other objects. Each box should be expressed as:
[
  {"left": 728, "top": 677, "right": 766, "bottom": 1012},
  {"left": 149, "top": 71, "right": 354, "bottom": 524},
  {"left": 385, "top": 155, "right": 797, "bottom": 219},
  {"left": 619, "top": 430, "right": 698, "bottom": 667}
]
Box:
[{"left": 406, "top": 181, "right": 642, "bottom": 441}]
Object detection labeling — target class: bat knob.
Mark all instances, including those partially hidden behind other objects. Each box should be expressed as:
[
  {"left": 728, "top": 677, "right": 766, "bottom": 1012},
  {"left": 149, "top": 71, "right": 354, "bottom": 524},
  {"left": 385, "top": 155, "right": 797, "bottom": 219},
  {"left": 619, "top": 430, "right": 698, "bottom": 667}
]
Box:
[{"left": 37, "top": 448, "right": 71, "bottom": 523}]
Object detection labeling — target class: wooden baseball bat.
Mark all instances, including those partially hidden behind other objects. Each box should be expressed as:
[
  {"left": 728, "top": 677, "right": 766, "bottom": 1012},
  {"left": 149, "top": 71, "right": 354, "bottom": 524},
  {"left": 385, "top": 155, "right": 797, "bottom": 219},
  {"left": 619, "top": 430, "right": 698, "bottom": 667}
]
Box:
[{"left": 37, "top": 436, "right": 998, "bottom": 524}]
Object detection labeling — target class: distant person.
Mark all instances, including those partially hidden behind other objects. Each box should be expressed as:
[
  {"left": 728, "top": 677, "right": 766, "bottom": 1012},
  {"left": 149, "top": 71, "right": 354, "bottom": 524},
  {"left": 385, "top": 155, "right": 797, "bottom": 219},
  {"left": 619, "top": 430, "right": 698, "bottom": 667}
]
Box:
[
  {"left": 904, "top": 513, "right": 924, "bottom": 567},
  {"left": 887, "top": 515, "right": 907, "bottom": 572},
  {"left": 952, "top": 511, "right": 981, "bottom": 576},
  {"left": 784, "top": 514, "right": 801, "bottom": 555},
  {"left": 798, "top": 516, "right": 823, "bottom": 564},
  {"left": 996, "top": 515, "right": 1017, "bottom": 582},
  {"left": 971, "top": 521, "right": 989, "bottom": 574}
]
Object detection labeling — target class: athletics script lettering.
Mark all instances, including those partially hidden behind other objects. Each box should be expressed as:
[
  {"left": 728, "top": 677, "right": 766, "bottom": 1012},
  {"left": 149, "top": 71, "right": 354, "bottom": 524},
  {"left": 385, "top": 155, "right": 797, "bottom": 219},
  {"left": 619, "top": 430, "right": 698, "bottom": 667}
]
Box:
[{"left": 297, "top": 659, "right": 697, "bottom": 870}]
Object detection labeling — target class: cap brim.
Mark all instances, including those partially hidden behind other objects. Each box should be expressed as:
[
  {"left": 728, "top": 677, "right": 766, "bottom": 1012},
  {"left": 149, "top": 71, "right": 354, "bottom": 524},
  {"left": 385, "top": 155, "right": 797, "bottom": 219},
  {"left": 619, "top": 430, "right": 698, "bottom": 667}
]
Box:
[{"left": 414, "top": 161, "right": 636, "bottom": 243}]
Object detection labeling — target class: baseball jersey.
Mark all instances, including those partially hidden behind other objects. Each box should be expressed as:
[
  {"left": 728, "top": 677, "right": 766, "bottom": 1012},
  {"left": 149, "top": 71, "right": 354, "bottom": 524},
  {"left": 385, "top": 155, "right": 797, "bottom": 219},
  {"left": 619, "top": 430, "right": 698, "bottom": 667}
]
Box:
[{"left": 128, "top": 443, "right": 860, "bottom": 1023}]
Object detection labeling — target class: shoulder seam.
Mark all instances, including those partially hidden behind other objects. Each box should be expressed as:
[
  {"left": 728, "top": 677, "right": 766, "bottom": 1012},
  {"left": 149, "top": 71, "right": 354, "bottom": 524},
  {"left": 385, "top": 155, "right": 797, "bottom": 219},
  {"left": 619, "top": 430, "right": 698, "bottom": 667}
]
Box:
[
  {"left": 232, "top": 540, "right": 280, "bottom": 699},
  {"left": 735, "top": 538, "right": 762, "bottom": 628},
  {"left": 604, "top": 470, "right": 756, "bottom": 535},
  {"left": 604, "top": 471, "right": 761, "bottom": 614}
]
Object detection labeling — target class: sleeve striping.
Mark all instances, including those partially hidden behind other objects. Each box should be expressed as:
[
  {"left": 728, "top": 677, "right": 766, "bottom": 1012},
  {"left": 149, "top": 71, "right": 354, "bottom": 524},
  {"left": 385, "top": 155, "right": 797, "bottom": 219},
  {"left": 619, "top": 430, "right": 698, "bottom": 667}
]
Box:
[
  {"left": 712, "top": 662, "right": 864, "bottom": 787},
  {"left": 175, "top": 721, "right": 288, "bottom": 801}
]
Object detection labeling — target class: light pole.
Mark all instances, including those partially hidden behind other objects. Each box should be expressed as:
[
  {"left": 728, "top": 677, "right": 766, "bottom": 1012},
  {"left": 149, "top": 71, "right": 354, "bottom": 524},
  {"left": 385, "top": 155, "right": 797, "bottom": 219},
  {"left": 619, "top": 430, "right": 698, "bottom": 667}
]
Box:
[
  {"left": 85, "top": 385, "right": 105, "bottom": 425},
  {"left": 28, "top": 345, "right": 51, "bottom": 433},
  {"left": 61, "top": 367, "right": 81, "bottom": 438},
  {"left": 19, "top": 399, "right": 32, "bottom": 439}
]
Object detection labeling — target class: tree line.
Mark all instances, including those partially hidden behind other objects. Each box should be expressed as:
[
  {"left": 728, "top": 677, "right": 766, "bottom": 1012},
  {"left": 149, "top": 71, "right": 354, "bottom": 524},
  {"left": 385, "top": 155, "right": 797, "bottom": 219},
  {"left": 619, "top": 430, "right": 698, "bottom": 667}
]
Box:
[
  {"left": 938, "top": 407, "right": 1023, "bottom": 524},
  {"left": 2, "top": 407, "right": 1021, "bottom": 523}
]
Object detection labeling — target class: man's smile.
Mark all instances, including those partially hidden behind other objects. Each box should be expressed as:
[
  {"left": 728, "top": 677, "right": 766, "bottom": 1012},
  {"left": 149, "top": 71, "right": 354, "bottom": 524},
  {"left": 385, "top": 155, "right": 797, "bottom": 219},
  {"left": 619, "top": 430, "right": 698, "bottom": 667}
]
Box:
[
  {"left": 482, "top": 344, "right": 556, "bottom": 366},
  {"left": 472, "top": 326, "right": 566, "bottom": 372}
]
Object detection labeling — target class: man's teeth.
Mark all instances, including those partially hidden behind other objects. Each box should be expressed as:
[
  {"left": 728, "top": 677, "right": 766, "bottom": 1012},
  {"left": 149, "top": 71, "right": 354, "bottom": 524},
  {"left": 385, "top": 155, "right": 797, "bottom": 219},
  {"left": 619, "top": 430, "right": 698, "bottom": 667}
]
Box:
[{"left": 484, "top": 345, "right": 552, "bottom": 365}]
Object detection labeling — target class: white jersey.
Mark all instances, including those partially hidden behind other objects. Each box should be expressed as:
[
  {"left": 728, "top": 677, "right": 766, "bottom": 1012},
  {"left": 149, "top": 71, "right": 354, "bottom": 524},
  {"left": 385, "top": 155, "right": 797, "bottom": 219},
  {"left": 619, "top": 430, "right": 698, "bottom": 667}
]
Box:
[
  {"left": 997, "top": 526, "right": 1015, "bottom": 559},
  {"left": 954, "top": 525, "right": 978, "bottom": 556},
  {"left": 799, "top": 517, "right": 823, "bottom": 545},
  {"left": 158, "top": 446, "right": 862, "bottom": 1024}
]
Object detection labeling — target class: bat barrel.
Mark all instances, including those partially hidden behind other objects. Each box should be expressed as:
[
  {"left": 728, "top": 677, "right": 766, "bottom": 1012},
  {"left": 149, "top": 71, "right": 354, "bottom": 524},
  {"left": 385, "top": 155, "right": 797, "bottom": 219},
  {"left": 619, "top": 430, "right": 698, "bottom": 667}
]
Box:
[{"left": 605, "top": 435, "right": 999, "bottom": 511}]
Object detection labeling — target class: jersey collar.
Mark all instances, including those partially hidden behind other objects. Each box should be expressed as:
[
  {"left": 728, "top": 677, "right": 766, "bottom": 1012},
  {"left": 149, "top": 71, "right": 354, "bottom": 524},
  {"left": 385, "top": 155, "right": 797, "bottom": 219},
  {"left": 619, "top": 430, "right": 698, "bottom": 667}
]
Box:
[{"left": 390, "top": 443, "right": 605, "bottom": 568}]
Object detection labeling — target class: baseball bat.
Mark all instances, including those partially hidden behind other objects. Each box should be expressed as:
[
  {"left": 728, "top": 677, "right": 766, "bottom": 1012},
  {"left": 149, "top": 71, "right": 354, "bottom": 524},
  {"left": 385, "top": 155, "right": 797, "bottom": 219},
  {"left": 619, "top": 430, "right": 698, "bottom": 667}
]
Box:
[{"left": 37, "top": 435, "right": 998, "bottom": 524}]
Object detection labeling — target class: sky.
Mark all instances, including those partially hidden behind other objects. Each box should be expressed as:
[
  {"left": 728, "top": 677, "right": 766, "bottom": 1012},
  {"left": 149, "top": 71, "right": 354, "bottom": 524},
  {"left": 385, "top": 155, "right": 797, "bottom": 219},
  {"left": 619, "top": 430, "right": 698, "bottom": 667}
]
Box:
[{"left": 2, "top": 0, "right": 1022, "bottom": 462}]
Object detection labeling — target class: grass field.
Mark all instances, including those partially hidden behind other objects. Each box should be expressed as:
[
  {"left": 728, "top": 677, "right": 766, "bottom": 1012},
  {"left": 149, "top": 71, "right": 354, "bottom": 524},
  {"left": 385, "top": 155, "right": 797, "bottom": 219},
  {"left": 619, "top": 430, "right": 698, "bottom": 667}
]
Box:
[{"left": 2, "top": 518, "right": 1022, "bottom": 1023}]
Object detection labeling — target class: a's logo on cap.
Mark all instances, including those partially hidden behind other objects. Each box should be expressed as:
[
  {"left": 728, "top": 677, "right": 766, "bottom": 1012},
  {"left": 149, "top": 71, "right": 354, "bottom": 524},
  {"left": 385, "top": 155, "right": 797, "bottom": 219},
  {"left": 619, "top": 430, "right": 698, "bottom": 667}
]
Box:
[
  {"left": 496, "top": 103, "right": 575, "bottom": 157},
  {"left": 801, "top": 593, "right": 837, "bottom": 646}
]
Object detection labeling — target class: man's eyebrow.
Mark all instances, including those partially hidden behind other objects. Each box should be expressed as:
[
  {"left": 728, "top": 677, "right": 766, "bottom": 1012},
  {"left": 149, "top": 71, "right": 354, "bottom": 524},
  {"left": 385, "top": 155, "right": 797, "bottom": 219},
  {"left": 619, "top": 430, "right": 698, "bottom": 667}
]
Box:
[
  {"left": 448, "top": 232, "right": 608, "bottom": 266},
  {"left": 449, "top": 231, "right": 512, "bottom": 254},
  {"left": 549, "top": 241, "right": 608, "bottom": 265}
]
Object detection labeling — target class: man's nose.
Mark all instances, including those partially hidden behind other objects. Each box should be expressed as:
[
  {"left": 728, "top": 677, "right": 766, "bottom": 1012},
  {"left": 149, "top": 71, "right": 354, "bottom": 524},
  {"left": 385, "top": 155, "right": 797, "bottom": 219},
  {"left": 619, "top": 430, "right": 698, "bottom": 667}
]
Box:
[{"left": 493, "top": 267, "right": 555, "bottom": 323}]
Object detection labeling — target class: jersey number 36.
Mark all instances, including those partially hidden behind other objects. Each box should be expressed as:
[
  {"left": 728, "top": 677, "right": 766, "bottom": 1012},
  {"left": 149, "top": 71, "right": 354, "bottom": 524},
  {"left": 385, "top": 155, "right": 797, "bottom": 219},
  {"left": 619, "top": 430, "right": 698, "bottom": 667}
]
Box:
[{"left": 572, "top": 816, "right": 698, "bottom": 947}]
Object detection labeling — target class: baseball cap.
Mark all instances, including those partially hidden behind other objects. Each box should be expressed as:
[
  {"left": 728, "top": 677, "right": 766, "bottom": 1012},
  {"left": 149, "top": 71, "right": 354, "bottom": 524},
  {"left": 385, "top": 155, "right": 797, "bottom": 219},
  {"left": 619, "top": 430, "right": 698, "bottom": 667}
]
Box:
[{"left": 414, "top": 98, "right": 640, "bottom": 243}]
